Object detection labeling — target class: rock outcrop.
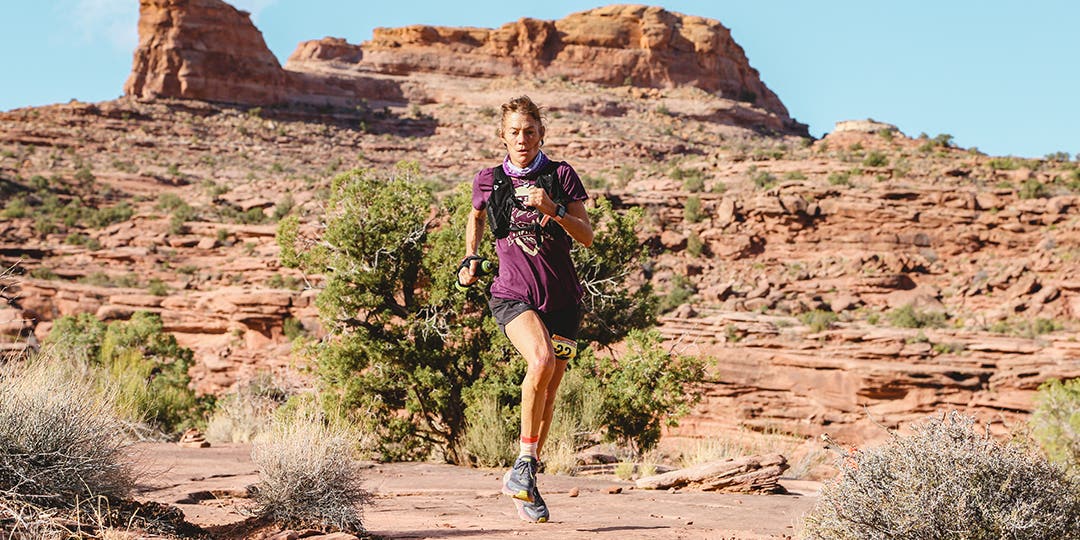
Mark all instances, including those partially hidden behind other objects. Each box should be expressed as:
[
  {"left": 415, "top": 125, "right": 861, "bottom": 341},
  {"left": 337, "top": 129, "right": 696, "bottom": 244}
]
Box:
[
  {"left": 636, "top": 454, "right": 788, "bottom": 493},
  {"left": 125, "top": 0, "right": 401, "bottom": 107},
  {"left": 125, "top": 1, "right": 803, "bottom": 133},
  {"left": 125, "top": 0, "right": 287, "bottom": 105},
  {"left": 290, "top": 5, "right": 798, "bottom": 129}
]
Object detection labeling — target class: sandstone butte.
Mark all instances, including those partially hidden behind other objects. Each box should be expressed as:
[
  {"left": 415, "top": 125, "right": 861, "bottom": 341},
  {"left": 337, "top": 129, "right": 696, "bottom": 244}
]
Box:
[
  {"left": 124, "top": 0, "right": 805, "bottom": 134},
  {"left": 2, "top": 0, "right": 1079, "bottom": 461}
]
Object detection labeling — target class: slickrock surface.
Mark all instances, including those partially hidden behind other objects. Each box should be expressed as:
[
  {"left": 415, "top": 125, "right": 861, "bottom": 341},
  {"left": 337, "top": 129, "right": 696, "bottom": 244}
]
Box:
[{"left": 135, "top": 442, "right": 817, "bottom": 539}]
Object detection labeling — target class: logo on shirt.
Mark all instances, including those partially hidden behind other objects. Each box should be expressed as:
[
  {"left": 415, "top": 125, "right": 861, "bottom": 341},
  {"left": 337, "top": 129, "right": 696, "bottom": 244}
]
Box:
[{"left": 508, "top": 184, "right": 542, "bottom": 257}]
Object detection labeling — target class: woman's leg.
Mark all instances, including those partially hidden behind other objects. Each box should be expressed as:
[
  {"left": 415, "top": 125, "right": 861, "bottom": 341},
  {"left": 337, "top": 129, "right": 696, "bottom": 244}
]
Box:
[
  {"left": 504, "top": 310, "right": 557, "bottom": 449},
  {"left": 536, "top": 359, "right": 568, "bottom": 457}
]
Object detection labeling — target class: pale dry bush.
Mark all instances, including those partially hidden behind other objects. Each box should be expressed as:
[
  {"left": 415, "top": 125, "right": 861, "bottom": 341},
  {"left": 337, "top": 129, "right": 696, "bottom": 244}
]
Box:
[
  {"left": 802, "top": 411, "right": 1080, "bottom": 540},
  {"left": 251, "top": 402, "right": 371, "bottom": 533},
  {"left": 460, "top": 394, "right": 517, "bottom": 468},
  {"left": 0, "top": 359, "right": 135, "bottom": 504},
  {"left": 538, "top": 367, "right": 604, "bottom": 475},
  {"left": 206, "top": 372, "right": 290, "bottom": 443},
  {"left": 0, "top": 359, "right": 137, "bottom": 537}
]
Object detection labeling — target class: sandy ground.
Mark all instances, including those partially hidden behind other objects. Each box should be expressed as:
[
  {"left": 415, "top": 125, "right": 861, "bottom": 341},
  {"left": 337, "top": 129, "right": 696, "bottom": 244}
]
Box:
[{"left": 133, "top": 443, "right": 819, "bottom": 539}]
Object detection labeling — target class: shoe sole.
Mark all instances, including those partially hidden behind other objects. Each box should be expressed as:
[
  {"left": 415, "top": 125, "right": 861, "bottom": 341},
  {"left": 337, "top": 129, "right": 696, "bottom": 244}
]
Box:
[
  {"left": 512, "top": 497, "right": 548, "bottom": 523},
  {"left": 501, "top": 470, "right": 534, "bottom": 503}
]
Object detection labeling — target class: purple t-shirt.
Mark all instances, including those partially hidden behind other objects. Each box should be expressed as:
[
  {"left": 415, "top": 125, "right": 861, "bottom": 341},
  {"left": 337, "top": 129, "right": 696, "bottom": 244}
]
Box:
[{"left": 472, "top": 161, "right": 589, "bottom": 313}]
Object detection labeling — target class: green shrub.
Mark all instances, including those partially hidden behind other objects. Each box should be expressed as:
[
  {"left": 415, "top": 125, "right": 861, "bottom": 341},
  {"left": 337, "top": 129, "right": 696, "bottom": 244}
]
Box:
[
  {"left": 1019, "top": 178, "right": 1050, "bottom": 199},
  {"left": 84, "top": 202, "right": 134, "bottom": 228},
  {"left": 576, "top": 329, "right": 705, "bottom": 456},
  {"left": 828, "top": 171, "right": 852, "bottom": 187},
  {"left": 749, "top": 166, "right": 776, "bottom": 189},
  {"left": 1030, "top": 378, "right": 1080, "bottom": 474},
  {"left": 251, "top": 405, "right": 370, "bottom": 532},
  {"left": 989, "top": 157, "right": 1020, "bottom": 171},
  {"left": 146, "top": 278, "right": 169, "bottom": 296},
  {"left": 282, "top": 317, "right": 305, "bottom": 341},
  {"left": 659, "top": 274, "right": 696, "bottom": 313},
  {"left": 686, "top": 232, "right": 704, "bottom": 257},
  {"left": 800, "top": 309, "right": 839, "bottom": 333},
  {"left": 45, "top": 311, "right": 205, "bottom": 434},
  {"left": 932, "top": 133, "right": 954, "bottom": 148},
  {"left": 684, "top": 195, "right": 703, "bottom": 223},
  {"left": 989, "top": 317, "right": 1062, "bottom": 338},
  {"left": 802, "top": 411, "right": 1080, "bottom": 539},
  {"left": 886, "top": 304, "right": 947, "bottom": 328},
  {"left": 862, "top": 151, "right": 888, "bottom": 167},
  {"left": 156, "top": 193, "right": 186, "bottom": 212}
]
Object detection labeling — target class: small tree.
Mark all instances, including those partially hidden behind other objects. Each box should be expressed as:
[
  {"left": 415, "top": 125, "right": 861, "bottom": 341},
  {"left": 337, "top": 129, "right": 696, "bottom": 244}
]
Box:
[
  {"left": 44, "top": 311, "right": 204, "bottom": 433},
  {"left": 577, "top": 329, "right": 705, "bottom": 456},
  {"left": 278, "top": 166, "right": 660, "bottom": 462}
]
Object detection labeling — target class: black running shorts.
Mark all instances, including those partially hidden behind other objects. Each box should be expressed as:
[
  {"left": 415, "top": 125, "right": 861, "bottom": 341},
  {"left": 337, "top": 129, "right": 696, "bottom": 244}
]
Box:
[{"left": 488, "top": 296, "right": 582, "bottom": 342}]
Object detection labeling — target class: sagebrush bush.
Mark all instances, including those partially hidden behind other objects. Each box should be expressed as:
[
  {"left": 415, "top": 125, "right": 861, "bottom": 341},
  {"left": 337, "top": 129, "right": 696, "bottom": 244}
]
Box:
[
  {"left": 885, "top": 303, "right": 947, "bottom": 329},
  {"left": 1030, "top": 378, "right": 1080, "bottom": 474},
  {"left": 0, "top": 359, "right": 136, "bottom": 507},
  {"left": 251, "top": 404, "right": 371, "bottom": 532},
  {"left": 802, "top": 411, "right": 1080, "bottom": 539}
]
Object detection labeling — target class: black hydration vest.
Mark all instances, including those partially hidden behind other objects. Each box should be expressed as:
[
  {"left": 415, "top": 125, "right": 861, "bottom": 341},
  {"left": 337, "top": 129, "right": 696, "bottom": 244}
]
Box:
[{"left": 487, "top": 161, "right": 568, "bottom": 241}]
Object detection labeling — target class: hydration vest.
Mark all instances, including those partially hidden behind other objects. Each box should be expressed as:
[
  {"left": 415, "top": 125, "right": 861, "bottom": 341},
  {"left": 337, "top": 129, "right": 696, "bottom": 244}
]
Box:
[{"left": 487, "top": 161, "right": 568, "bottom": 241}]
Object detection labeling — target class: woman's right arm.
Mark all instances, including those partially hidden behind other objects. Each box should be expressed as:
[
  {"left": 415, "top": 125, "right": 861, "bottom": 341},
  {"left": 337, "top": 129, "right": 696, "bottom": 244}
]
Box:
[{"left": 459, "top": 208, "right": 486, "bottom": 285}]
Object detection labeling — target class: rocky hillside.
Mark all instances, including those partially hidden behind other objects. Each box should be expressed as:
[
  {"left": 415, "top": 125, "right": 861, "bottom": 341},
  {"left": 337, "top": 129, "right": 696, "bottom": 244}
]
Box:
[{"left": 2, "top": 1, "right": 1078, "bottom": 449}]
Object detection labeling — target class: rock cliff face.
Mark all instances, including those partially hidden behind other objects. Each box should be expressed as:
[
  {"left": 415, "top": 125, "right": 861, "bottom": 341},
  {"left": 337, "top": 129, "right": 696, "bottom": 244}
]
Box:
[
  {"left": 287, "top": 6, "right": 794, "bottom": 126},
  {"left": 125, "top": 0, "right": 401, "bottom": 107},
  {"left": 125, "top": 1, "right": 803, "bottom": 133},
  {"left": 125, "top": 0, "right": 287, "bottom": 105},
  {"left": 340, "top": 5, "right": 791, "bottom": 120}
]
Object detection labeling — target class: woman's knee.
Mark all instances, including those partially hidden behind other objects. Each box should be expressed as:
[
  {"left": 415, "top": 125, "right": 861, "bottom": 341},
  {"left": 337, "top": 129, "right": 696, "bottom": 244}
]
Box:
[{"left": 524, "top": 352, "right": 557, "bottom": 380}]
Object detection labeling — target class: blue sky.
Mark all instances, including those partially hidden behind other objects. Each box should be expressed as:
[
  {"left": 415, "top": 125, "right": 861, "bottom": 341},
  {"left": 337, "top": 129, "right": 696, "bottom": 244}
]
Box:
[{"left": 2, "top": 1, "right": 1077, "bottom": 159}]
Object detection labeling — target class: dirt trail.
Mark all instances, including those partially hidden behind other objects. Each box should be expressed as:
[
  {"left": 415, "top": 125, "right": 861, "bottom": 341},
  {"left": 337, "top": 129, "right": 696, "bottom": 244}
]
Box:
[{"left": 133, "top": 443, "right": 819, "bottom": 539}]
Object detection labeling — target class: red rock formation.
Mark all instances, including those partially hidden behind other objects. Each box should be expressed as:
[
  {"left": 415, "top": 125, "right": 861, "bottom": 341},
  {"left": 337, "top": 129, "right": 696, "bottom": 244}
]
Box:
[
  {"left": 125, "top": 0, "right": 287, "bottom": 105},
  {"left": 304, "top": 5, "right": 796, "bottom": 126},
  {"left": 125, "top": 0, "right": 401, "bottom": 107}
]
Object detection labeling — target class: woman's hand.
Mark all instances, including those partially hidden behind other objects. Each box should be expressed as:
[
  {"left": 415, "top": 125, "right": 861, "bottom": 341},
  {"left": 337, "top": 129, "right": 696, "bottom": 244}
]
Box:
[
  {"left": 525, "top": 187, "right": 556, "bottom": 216},
  {"left": 458, "top": 259, "right": 479, "bottom": 287}
]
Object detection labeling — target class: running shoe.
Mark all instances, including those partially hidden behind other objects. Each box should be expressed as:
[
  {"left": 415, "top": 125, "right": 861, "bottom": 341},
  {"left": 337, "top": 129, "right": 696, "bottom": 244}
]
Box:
[
  {"left": 502, "top": 455, "right": 539, "bottom": 502},
  {"left": 511, "top": 485, "right": 550, "bottom": 523}
]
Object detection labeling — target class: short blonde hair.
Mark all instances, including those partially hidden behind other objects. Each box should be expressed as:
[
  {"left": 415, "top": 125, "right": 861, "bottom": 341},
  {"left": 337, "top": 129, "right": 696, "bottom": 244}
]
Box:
[{"left": 496, "top": 95, "right": 545, "bottom": 139}]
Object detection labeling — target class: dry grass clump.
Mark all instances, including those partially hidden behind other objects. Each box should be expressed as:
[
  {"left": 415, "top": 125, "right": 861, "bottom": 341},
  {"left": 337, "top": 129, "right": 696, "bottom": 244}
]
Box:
[
  {"left": 206, "top": 371, "right": 291, "bottom": 444},
  {"left": 460, "top": 394, "right": 517, "bottom": 468},
  {"left": 679, "top": 428, "right": 830, "bottom": 480},
  {"left": 802, "top": 411, "right": 1080, "bottom": 539},
  {"left": 0, "top": 359, "right": 137, "bottom": 534},
  {"left": 536, "top": 367, "right": 604, "bottom": 475},
  {"left": 251, "top": 403, "right": 371, "bottom": 533}
]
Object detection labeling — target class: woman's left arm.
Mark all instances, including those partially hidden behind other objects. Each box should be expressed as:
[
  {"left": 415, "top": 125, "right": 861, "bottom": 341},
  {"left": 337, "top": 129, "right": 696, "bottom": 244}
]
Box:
[
  {"left": 526, "top": 187, "right": 593, "bottom": 247},
  {"left": 551, "top": 200, "right": 593, "bottom": 247}
]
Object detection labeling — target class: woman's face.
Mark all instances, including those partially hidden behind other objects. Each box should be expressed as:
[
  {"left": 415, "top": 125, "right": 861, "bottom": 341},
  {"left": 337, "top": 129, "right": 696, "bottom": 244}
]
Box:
[{"left": 501, "top": 112, "right": 544, "bottom": 168}]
